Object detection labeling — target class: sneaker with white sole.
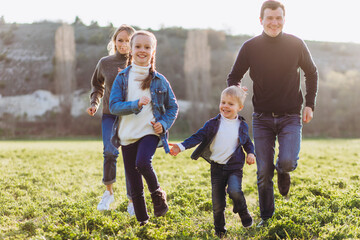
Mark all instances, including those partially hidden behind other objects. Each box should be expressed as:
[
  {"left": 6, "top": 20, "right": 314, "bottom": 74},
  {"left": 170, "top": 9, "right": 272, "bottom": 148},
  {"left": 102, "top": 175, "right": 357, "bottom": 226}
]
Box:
[
  {"left": 127, "top": 201, "right": 135, "bottom": 216},
  {"left": 97, "top": 190, "right": 114, "bottom": 211}
]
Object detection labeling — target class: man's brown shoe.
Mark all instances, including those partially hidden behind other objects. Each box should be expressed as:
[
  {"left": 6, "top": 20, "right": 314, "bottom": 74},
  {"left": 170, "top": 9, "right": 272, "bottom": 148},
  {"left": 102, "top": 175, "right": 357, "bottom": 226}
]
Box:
[{"left": 278, "top": 172, "right": 290, "bottom": 196}]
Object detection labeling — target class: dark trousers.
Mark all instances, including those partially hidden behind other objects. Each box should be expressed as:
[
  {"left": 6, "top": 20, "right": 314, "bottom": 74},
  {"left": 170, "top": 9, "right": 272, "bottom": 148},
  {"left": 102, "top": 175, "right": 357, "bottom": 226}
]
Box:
[
  {"left": 121, "top": 135, "right": 160, "bottom": 222},
  {"left": 211, "top": 163, "right": 248, "bottom": 232}
]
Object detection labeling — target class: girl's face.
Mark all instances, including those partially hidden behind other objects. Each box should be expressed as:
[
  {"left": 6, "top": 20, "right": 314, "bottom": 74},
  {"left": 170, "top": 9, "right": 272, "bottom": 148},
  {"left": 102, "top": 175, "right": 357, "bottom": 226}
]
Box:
[
  {"left": 219, "top": 94, "right": 243, "bottom": 119},
  {"left": 131, "top": 34, "right": 155, "bottom": 67},
  {"left": 115, "top": 31, "right": 131, "bottom": 54}
]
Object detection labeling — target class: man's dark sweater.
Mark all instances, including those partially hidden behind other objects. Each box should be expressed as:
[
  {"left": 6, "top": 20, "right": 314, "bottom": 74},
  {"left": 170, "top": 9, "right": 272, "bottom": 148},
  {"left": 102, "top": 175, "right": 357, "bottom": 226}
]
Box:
[
  {"left": 90, "top": 51, "right": 129, "bottom": 114},
  {"left": 227, "top": 31, "right": 318, "bottom": 114}
]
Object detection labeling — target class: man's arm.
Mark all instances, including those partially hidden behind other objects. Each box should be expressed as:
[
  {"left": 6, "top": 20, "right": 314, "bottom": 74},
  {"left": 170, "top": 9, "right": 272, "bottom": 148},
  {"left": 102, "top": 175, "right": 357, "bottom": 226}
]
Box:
[
  {"left": 299, "top": 40, "right": 318, "bottom": 123},
  {"left": 227, "top": 44, "right": 250, "bottom": 87}
]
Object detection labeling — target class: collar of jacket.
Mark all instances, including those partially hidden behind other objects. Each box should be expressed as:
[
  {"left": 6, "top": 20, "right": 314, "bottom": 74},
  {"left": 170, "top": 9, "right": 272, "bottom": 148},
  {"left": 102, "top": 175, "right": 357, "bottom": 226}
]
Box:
[{"left": 119, "top": 65, "right": 159, "bottom": 80}]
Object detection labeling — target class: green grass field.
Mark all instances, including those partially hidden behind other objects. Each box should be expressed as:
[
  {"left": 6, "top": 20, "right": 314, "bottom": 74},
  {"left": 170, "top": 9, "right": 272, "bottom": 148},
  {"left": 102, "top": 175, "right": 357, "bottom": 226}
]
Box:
[{"left": 0, "top": 139, "right": 359, "bottom": 239}]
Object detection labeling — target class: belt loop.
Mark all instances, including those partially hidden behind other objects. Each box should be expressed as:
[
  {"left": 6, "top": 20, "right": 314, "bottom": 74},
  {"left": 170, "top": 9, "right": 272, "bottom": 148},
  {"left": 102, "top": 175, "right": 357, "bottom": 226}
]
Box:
[{"left": 271, "top": 112, "right": 279, "bottom": 118}]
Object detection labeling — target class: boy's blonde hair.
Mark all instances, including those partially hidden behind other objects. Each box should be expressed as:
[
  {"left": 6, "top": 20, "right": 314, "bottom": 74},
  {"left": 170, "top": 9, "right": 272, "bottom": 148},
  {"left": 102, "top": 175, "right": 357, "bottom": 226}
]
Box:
[{"left": 221, "top": 86, "right": 247, "bottom": 107}]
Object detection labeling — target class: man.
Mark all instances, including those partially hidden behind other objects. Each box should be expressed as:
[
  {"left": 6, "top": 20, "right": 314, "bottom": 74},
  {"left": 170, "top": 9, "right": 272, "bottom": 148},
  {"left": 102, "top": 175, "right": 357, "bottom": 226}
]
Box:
[{"left": 227, "top": 0, "right": 318, "bottom": 227}]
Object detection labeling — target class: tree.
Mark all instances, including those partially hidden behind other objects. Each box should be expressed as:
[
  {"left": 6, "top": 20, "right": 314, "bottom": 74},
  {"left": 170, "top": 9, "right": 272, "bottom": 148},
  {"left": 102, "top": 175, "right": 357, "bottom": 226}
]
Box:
[
  {"left": 184, "top": 30, "right": 211, "bottom": 131},
  {"left": 54, "top": 23, "right": 76, "bottom": 134}
]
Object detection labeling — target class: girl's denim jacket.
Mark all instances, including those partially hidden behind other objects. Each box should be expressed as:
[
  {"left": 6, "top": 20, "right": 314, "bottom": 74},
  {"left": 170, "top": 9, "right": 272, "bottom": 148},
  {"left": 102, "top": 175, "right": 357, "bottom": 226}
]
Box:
[
  {"left": 109, "top": 66, "right": 178, "bottom": 153},
  {"left": 181, "top": 114, "right": 255, "bottom": 170}
]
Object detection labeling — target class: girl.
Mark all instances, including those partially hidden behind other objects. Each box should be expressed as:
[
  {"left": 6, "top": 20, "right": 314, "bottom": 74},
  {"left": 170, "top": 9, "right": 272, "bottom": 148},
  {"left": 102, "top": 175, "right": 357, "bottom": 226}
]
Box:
[
  {"left": 109, "top": 30, "right": 178, "bottom": 225},
  {"left": 87, "top": 24, "right": 135, "bottom": 214}
]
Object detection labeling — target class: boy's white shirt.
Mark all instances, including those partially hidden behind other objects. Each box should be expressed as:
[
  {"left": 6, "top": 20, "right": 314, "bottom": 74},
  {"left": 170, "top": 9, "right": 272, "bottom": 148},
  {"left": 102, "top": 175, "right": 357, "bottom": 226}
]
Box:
[
  {"left": 118, "top": 63, "right": 157, "bottom": 146},
  {"left": 178, "top": 114, "right": 240, "bottom": 164}
]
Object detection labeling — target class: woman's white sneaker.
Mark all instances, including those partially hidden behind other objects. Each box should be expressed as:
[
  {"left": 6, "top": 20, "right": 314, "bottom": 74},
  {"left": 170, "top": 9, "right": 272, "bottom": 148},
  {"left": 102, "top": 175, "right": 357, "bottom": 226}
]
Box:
[
  {"left": 127, "top": 201, "right": 135, "bottom": 216},
  {"left": 97, "top": 190, "right": 114, "bottom": 211}
]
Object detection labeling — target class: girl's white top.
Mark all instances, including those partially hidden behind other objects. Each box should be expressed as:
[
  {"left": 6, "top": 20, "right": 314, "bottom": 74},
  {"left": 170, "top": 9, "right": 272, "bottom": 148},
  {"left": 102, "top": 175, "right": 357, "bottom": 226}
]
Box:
[
  {"left": 210, "top": 114, "right": 240, "bottom": 164},
  {"left": 118, "top": 63, "right": 157, "bottom": 145}
]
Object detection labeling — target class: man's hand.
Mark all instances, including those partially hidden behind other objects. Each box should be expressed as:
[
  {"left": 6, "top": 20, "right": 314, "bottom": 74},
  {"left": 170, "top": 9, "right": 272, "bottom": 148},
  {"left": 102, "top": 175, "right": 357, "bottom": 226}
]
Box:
[
  {"left": 151, "top": 121, "right": 163, "bottom": 134},
  {"left": 246, "top": 153, "right": 256, "bottom": 165},
  {"left": 138, "top": 96, "right": 150, "bottom": 108},
  {"left": 86, "top": 106, "right": 97, "bottom": 116},
  {"left": 169, "top": 143, "right": 181, "bottom": 156},
  {"left": 303, "top": 106, "right": 313, "bottom": 123}
]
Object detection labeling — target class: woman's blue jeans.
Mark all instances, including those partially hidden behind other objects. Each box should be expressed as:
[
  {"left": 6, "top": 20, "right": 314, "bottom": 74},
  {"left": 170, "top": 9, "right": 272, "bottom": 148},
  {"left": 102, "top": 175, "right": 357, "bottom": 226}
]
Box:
[
  {"left": 121, "top": 135, "right": 160, "bottom": 222},
  {"left": 252, "top": 112, "right": 302, "bottom": 220},
  {"left": 102, "top": 114, "right": 131, "bottom": 199}
]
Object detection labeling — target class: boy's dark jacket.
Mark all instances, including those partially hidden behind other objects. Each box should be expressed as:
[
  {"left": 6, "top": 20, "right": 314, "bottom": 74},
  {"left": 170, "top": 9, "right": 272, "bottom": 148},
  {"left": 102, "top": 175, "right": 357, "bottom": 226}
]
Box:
[{"left": 181, "top": 114, "right": 255, "bottom": 170}]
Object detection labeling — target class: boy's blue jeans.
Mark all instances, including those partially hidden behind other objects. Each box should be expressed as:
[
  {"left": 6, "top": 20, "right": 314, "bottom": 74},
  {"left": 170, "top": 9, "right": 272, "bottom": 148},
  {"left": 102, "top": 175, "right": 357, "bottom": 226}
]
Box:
[
  {"left": 102, "top": 114, "right": 131, "bottom": 199},
  {"left": 211, "top": 163, "right": 248, "bottom": 233},
  {"left": 252, "top": 112, "right": 302, "bottom": 220},
  {"left": 121, "top": 135, "right": 160, "bottom": 222}
]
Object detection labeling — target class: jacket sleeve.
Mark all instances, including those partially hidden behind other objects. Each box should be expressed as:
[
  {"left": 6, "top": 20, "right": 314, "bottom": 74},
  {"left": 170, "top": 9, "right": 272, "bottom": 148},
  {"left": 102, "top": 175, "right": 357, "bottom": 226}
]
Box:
[
  {"left": 242, "top": 135, "right": 255, "bottom": 155},
  {"left": 299, "top": 40, "right": 318, "bottom": 111},
  {"left": 157, "top": 79, "right": 179, "bottom": 132},
  {"left": 90, "top": 60, "right": 105, "bottom": 109},
  {"left": 240, "top": 122, "right": 255, "bottom": 155},
  {"left": 109, "top": 74, "right": 142, "bottom": 116},
  {"left": 226, "top": 43, "right": 250, "bottom": 87},
  {"left": 181, "top": 121, "right": 210, "bottom": 150}
]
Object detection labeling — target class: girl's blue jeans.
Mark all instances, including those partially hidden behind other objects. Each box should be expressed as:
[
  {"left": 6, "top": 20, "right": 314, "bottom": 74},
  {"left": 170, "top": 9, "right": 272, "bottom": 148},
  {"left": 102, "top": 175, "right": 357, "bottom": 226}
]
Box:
[
  {"left": 102, "top": 114, "right": 131, "bottom": 199},
  {"left": 121, "top": 135, "right": 160, "bottom": 222},
  {"left": 252, "top": 112, "right": 302, "bottom": 220}
]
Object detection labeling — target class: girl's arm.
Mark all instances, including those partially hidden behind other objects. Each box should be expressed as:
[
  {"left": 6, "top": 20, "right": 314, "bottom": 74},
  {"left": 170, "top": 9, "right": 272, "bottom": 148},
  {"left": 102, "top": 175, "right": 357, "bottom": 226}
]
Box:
[
  {"left": 109, "top": 74, "right": 142, "bottom": 116},
  {"left": 157, "top": 79, "right": 179, "bottom": 132}
]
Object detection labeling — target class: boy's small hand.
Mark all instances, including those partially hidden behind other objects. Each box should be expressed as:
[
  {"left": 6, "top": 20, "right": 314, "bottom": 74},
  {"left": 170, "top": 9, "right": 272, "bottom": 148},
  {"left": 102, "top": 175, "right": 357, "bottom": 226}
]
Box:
[
  {"left": 169, "top": 143, "right": 180, "bottom": 156},
  {"left": 246, "top": 153, "right": 256, "bottom": 165},
  {"left": 151, "top": 121, "right": 163, "bottom": 134}
]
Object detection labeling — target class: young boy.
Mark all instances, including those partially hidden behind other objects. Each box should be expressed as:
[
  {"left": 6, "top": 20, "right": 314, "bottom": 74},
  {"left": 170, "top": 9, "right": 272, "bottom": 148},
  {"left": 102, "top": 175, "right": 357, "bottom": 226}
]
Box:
[{"left": 170, "top": 86, "right": 256, "bottom": 238}]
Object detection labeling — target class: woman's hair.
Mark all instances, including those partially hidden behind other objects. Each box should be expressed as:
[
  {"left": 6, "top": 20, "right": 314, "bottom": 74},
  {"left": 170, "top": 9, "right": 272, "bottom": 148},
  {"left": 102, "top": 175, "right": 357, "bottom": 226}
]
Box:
[
  {"left": 221, "top": 86, "right": 247, "bottom": 107},
  {"left": 107, "top": 24, "right": 135, "bottom": 56},
  {"left": 260, "top": 0, "right": 285, "bottom": 19},
  {"left": 129, "top": 30, "right": 157, "bottom": 90}
]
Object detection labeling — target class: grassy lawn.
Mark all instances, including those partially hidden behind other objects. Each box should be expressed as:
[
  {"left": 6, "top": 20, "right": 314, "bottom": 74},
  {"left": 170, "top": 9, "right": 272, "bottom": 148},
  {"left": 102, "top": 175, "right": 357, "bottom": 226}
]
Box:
[{"left": 0, "top": 139, "right": 359, "bottom": 239}]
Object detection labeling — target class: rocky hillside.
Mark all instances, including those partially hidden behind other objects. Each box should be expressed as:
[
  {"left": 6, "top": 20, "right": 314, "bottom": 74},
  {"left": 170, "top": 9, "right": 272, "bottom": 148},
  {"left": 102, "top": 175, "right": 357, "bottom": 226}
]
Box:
[{"left": 1, "top": 21, "right": 360, "bottom": 137}]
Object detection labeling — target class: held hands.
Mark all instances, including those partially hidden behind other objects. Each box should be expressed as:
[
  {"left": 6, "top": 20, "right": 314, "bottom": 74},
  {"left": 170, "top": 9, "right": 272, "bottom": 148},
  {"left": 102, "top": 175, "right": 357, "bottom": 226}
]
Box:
[
  {"left": 151, "top": 121, "right": 163, "bottom": 134},
  {"left": 86, "top": 106, "right": 97, "bottom": 116},
  {"left": 303, "top": 106, "right": 313, "bottom": 123},
  {"left": 138, "top": 96, "right": 151, "bottom": 108},
  {"left": 246, "top": 153, "right": 256, "bottom": 165},
  {"left": 169, "top": 143, "right": 181, "bottom": 156}
]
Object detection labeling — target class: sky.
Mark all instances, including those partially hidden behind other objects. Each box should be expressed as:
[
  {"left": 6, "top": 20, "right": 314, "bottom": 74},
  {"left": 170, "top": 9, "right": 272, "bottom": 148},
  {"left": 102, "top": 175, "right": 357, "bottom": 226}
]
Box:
[{"left": 1, "top": 0, "right": 359, "bottom": 44}]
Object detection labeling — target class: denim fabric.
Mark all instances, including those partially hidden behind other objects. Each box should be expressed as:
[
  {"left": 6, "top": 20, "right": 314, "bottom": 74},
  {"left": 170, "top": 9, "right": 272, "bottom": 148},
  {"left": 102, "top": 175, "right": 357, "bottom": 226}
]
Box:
[
  {"left": 102, "top": 114, "right": 119, "bottom": 185},
  {"left": 109, "top": 66, "right": 178, "bottom": 153},
  {"left": 121, "top": 135, "right": 160, "bottom": 222},
  {"left": 181, "top": 114, "right": 255, "bottom": 170},
  {"left": 252, "top": 112, "right": 302, "bottom": 220},
  {"left": 211, "top": 163, "right": 248, "bottom": 232},
  {"left": 102, "top": 114, "right": 131, "bottom": 199}
]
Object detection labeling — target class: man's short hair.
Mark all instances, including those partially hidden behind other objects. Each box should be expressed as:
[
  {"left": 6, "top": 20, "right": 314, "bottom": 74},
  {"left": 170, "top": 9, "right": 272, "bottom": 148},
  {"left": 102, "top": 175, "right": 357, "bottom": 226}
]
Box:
[{"left": 260, "top": 0, "right": 285, "bottom": 19}]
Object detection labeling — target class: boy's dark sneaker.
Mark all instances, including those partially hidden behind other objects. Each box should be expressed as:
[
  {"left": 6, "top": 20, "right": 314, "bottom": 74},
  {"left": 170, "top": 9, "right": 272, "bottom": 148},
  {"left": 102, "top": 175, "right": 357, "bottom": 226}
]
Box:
[
  {"left": 278, "top": 172, "right": 291, "bottom": 196},
  {"left": 239, "top": 210, "right": 253, "bottom": 228},
  {"left": 215, "top": 229, "right": 227, "bottom": 238},
  {"left": 151, "top": 188, "right": 169, "bottom": 217},
  {"left": 256, "top": 219, "right": 268, "bottom": 228},
  {"left": 139, "top": 220, "right": 148, "bottom": 226}
]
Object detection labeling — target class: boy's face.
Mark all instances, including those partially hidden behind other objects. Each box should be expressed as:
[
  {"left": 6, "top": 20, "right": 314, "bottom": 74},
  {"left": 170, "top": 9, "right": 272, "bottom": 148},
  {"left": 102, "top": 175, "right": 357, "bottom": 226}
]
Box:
[{"left": 219, "top": 94, "right": 243, "bottom": 119}]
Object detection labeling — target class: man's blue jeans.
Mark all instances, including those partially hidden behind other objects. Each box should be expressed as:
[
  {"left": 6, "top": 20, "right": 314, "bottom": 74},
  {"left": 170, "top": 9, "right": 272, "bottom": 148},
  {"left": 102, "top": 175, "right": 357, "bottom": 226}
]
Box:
[
  {"left": 102, "top": 114, "right": 131, "bottom": 199},
  {"left": 252, "top": 112, "right": 302, "bottom": 220},
  {"left": 211, "top": 163, "right": 248, "bottom": 233}
]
